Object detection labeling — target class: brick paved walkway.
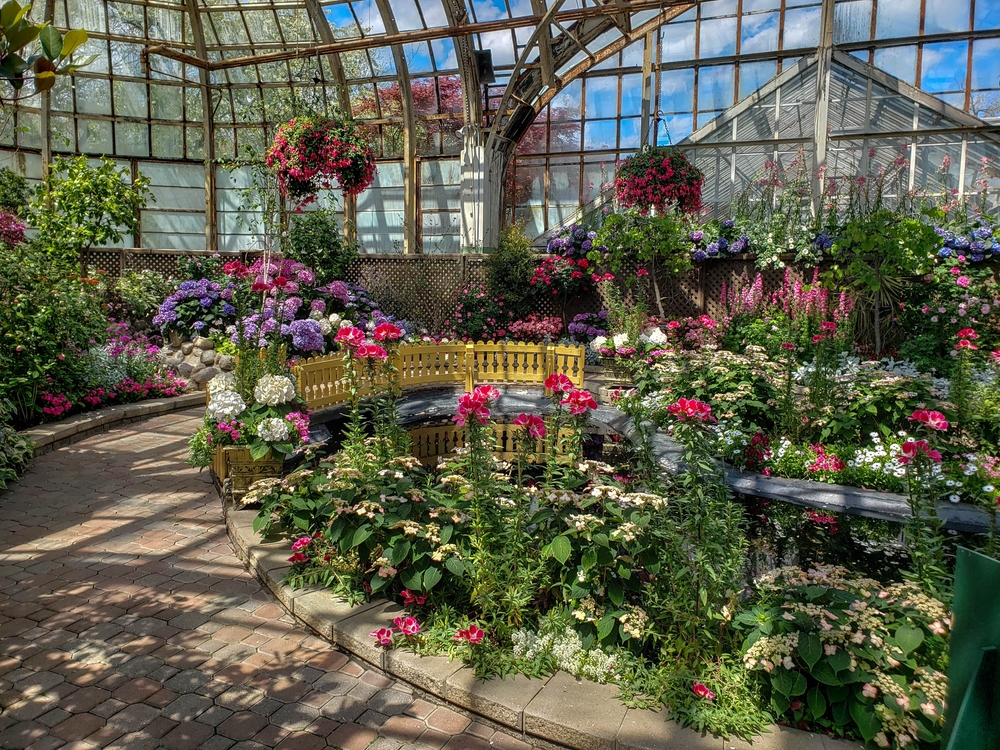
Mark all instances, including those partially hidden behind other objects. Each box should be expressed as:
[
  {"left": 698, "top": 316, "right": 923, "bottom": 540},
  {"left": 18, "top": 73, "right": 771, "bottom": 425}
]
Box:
[{"left": 0, "top": 410, "right": 537, "bottom": 750}]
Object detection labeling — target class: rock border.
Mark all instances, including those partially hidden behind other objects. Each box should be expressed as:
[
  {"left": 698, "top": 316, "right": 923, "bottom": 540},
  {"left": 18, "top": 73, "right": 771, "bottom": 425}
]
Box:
[
  {"left": 19, "top": 392, "right": 206, "bottom": 456},
  {"left": 224, "top": 501, "right": 858, "bottom": 750}
]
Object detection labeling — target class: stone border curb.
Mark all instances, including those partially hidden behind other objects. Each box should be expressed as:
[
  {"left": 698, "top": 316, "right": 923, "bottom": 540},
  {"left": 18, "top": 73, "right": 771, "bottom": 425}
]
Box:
[
  {"left": 19, "top": 392, "right": 206, "bottom": 456},
  {"left": 225, "top": 502, "right": 860, "bottom": 750}
]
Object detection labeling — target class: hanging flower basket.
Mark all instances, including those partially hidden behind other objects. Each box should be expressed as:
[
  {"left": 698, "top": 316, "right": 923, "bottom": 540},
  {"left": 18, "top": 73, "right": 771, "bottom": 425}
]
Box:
[
  {"left": 614, "top": 146, "right": 704, "bottom": 215},
  {"left": 266, "top": 116, "right": 377, "bottom": 206}
]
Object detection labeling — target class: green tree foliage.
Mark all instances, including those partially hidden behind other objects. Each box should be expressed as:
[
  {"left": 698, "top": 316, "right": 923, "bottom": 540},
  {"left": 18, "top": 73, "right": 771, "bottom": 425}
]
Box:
[
  {"left": 286, "top": 209, "right": 359, "bottom": 283},
  {"left": 486, "top": 221, "right": 537, "bottom": 320},
  {"left": 28, "top": 156, "right": 153, "bottom": 259},
  {"left": 0, "top": 166, "right": 27, "bottom": 214}
]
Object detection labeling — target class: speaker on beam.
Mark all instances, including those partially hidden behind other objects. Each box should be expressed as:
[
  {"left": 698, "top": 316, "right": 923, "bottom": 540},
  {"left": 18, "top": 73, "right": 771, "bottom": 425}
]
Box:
[{"left": 474, "top": 49, "right": 495, "bottom": 85}]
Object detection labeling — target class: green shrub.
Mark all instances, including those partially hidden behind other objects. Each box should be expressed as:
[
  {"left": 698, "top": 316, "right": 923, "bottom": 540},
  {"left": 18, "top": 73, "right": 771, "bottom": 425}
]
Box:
[
  {"left": 739, "top": 566, "right": 949, "bottom": 748},
  {"left": 286, "top": 209, "right": 358, "bottom": 283},
  {"left": 0, "top": 167, "right": 29, "bottom": 215},
  {"left": 29, "top": 155, "right": 152, "bottom": 260},
  {"left": 0, "top": 245, "right": 107, "bottom": 422},
  {"left": 486, "top": 222, "right": 537, "bottom": 321},
  {"left": 0, "top": 398, "right": 32, "bottom": 490}
]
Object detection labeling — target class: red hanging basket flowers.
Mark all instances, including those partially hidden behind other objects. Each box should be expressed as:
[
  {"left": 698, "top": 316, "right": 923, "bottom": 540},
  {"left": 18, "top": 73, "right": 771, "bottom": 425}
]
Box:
[
  {"left": 266, "top": 116, "right": 377, "bottom": 205},
  {"left": 614, "top": 146, "right": 704, "bottom": 215}
]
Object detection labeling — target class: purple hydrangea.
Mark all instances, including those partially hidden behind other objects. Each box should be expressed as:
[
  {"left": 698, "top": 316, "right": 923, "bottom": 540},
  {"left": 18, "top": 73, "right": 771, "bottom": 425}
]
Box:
[{"left": 288, "top": 319, "right": 325, "bottom": 351}]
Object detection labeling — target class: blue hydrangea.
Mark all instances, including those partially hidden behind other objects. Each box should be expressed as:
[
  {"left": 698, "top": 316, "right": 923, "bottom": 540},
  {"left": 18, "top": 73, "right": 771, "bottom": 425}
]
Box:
[
  {"left": 938, "top": 247, "right": 953, "bottom": 258},
  {"left": 693, "top": 250, "right": 707, "bottom": 262},
  {"left": 706, "top": 242, "right": 720, "bottom": 256}
]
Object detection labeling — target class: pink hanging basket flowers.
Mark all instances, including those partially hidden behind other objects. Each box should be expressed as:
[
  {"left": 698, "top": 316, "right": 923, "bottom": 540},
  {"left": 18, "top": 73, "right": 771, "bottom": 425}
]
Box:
[{"left": 266, "top": 116, "right": 377, "bottom": 206}]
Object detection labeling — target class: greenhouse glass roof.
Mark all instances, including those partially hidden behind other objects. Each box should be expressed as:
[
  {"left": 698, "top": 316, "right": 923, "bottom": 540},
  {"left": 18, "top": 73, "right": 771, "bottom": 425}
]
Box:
[{"left": 2, "top": 0, "right": 1000, "bottom": 252}]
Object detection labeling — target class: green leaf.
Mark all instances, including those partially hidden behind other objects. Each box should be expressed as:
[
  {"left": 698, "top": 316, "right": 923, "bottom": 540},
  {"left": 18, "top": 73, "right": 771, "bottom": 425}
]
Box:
[
  {"left": 444, "top": 556, "right": 465, "bottom": 577},
  {"left": 797, "top": 632, "right": 822, "bottom": 670},
  {"left": 771, "top": 694, "right": 791, "bottom": 716},
  {"left": 548, "top": 535, "right": 572, "bottom": 564},
  {"left": 388, "top": 540, "right": 411, "bottom": 566},
  {"left": 422, "top": 566, "right": 442, "bottom": 590},
  {"left": 771, "top": 669, "right": 805, "bottom": 697},
  {"left": 812, "top": 661, "right": 842, "bottom": 686},
  {"left": 400, "top": 567, "right": 423, "bottom": 591},
  {"left": 807, "top": 686, "right": 827, "bottom": 720},
  {"left": 60, "top": 28, "right": 87, "bottom": 57},
  {"left": 596, "top": 614, "right": 616, "bottom": 640},
  {"left": 827, "top": 650, "right": 852, "bottom": 674},
  {"left": 581, "top": 548, "right": 597, "bottom": 571},
  {"left": 894, "top": 625, "right": 924, "bottom": 656},
  {"left": 39, "top": 25, "right": 61, "bottom": 60},
  {"left": 439, "top": 524, "right": 453, "bottom": 545},
  {"left": 607, "top": 578, "right": 624, "bottom": 607},
  {"left": 248, "top": 441, "right": 269, "bottom": 460},
  {"left": 849, "top": 700, "right": 882, "bottom": 743},
  {"left": 0, "top": 1, "right": 21, "bottom": 29},
  {"left": 831, "top": 700, "right": 850, "bottom": 726}
]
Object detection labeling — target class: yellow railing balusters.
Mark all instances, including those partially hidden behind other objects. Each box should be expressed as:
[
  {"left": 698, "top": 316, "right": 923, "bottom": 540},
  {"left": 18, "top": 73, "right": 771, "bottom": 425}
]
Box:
[{"left": 289, "top": 341, "right": 586, "bottom": 411}]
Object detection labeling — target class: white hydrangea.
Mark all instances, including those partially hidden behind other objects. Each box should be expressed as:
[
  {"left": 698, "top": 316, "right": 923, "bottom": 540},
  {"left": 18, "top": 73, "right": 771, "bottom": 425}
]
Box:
[
  {"left": 207, "top": 390, "right": 246, "bottom": 421},
  {"left": 612, "top": 333, "right": 629, "bottom": 348},
  {"left": 207, "top": 371, "right": 238, "bottom": 396},
  {"left": 253, "top": 375, "right": 296, "bottom": 406},
  {"left": 339, "top": 319, "right": 354, "bottom": 329},
  {"left": 316, "top": 318, "right": 333, "bottom": 335},
  {"left": 328, "top": 312, "right": 342, "bottom": 326},
  {"left": 589, "top": 335, "right": 608, "bottom": 354},
  {"left": 257, "top": 417, "right": 291, "bottom": 442},
  {"left": 639, "top": 327, "right": 668, "bottom": 346}
]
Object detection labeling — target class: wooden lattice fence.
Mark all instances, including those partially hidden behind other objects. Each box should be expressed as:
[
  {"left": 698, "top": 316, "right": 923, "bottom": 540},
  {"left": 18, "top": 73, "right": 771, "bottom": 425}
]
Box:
[{"left": 79, "top": 248, "right": 811, "bottom": 325}]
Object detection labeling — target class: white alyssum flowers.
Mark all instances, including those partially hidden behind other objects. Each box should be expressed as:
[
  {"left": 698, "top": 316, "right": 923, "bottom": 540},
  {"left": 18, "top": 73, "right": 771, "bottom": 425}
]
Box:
[
  {"left": 207, "top": 390, "right": 246, "bottom": 421},
  {"left": 257, "top": 417, "right": 291, "bottom": 442},
  {"left": 254, "top": 375, "right": 296, "bottom": 406}
]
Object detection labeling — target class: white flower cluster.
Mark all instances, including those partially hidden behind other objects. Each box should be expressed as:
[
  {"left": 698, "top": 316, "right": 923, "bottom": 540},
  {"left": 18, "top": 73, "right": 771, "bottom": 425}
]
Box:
[
  {"left": 207, "top": 371, "right": 238, "bottom": 395},
  {"left": 511, "top": 627, "right": 619, "bottom": 683},
  {"left": 612, "top": 333, "right": 629, "bottom": 348},
  {"left": 639, "top": 327, "right": 668, "bottom": 346},
  {"left": 310, "top": 310, "right": 334, "bottom": 335},
  {"left": 589, "top": 335, "right": 607, "bottom": 354},
  {"left": 257, "top": 417, "right": 291, "bottom": 442},
  {"left": 254, "top": 374, "right": 296, "bottom": 406},
  {"left": 207, "top": 390, "right": 246, "bottom": 421}
]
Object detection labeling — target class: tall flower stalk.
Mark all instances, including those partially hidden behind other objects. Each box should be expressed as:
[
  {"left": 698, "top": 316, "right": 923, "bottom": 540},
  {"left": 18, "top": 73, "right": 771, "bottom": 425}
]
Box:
[{"left": 899, "top": 409, "right": 949, "bottom": 597}]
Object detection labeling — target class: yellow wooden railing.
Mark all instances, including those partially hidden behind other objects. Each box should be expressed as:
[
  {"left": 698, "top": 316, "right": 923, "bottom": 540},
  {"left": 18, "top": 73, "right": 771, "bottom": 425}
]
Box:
[
  {"left": 294, "top": 341, "right": 586, "bottom": 411},
  {"left": 409, "top": 421, "right": 607, "bottom": 466}
]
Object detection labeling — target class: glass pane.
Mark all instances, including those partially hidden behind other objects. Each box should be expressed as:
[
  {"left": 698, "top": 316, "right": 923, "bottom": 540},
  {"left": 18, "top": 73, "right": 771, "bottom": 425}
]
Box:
[
  {"left": 739, "top": 60, "right": 777, "bottom": 98},
  {"left": 151, "top": 84, "right": 184, "bottom": 120},
  {"left": 73, "top": 78, "right": 110, "bottom": 118},
  {"left": 699, "top": 65, "right": 735, "bottom": 111},
  {"left": 78, "top": 119, "right": 113, "bottom": 154},
  {"left": 116, "top": 122, "right": 150, "bottom": 157},
  {"left": 924, "top": 0, "right": 970, "bottom": 34},
  {"left": 114, "top": 80, "right": 148, "bottom": 118},
  {"left": 875, "top": 0, "right": 919, "bottom": 39},
  {"left": 152, "top": 125, "right": 184, "bottom": 158},
  {"left": 874, "top": 45, "right": 917, "bottom": 85},
  {"left": 741, "top": 12, "right": 779, "bottom": 54},
  {"left": 833, "top": 0, "right": 872, "bottom": 44},
  {"left": 921, "top": 42, "right": 969, "bottom": 93},
  {"left": 584, "top": 77, "right": 618, "bottom": 119},
  {"left": 699, "top": 17, "right": 737, "bottom": 57},
  {"left": 783, "top": 7, "right": 822, "bottom": 48}
]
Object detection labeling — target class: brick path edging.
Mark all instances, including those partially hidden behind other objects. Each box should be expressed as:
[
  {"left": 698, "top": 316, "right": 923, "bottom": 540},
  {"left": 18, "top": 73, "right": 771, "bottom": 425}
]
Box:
[
  {"left": 19, "top": 393, "right": 206, "bottom": 456},
  {"left": 224, "top": 502, "right": 860, "bottom": 750}
]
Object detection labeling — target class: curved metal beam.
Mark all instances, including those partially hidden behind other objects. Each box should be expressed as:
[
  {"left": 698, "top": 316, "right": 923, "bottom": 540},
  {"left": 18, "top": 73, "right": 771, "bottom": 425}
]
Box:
[
  {"left": 301, "top": 0, "right": 351, "bottom": 114},
  {"left": 439, "top": 0, "right": 480, "bottom": 128},
  {"left": 494, "top": 4, "right": 695, "bottom": 150},
  {"left": 184, "top": 0, "right": 216, "bottom": 252}
]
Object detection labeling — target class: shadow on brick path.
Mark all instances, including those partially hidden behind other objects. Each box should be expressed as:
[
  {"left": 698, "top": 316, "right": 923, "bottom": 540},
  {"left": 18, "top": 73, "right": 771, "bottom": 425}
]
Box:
[{"left": 0, "top": 408, "right": 536, "bottom": 750}]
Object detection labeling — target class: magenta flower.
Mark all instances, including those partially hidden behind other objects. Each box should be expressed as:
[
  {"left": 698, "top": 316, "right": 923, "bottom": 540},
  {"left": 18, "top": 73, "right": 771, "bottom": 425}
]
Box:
[
  {"left": 291, "top": 536, "right": 312, "bottom": 551},
  {"left": 392, "top": 616, "right": 420, "bottom": 636},
  {"left": 369, "top": 628, "right": 394, "bottom": 646}
]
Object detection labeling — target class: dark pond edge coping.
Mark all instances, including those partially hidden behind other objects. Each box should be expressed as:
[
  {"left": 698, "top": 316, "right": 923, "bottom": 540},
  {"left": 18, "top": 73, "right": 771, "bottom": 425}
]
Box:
[
  {"left": 17, "top": 392, "right": 207, "bottom": 456},
  {"left": 310, "top": 386, "right": 992, "bottom": 533},
  {"left": 225, "top": 498, "right": 859, "bottom": 750}
]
